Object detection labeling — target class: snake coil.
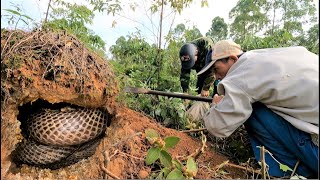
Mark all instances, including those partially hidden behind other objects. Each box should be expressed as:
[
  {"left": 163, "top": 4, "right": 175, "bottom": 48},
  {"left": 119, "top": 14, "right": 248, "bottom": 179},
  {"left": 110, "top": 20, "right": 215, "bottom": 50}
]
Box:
[{"left": 11, "top": 107, "right": 108, "bottom": 169}]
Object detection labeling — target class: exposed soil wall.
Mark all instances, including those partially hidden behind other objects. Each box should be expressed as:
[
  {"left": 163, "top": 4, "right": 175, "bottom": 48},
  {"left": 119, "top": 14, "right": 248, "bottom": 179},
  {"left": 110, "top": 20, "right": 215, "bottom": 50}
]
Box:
[{"left": 1, "top": 29, "right": 118, "bottom": 179}]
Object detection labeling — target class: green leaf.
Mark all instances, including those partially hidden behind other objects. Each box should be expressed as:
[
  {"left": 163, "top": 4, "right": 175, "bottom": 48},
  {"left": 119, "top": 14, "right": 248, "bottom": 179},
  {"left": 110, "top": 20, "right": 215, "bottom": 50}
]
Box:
[
  {"left": 172, "top": 159, "right": 183, "bottom": 171},
  {"left": 279, "top": 163, "right": 293, "bottom": 172},
  {"left": 164, "top": 136, "right": 180, "bottom": 149},
  {"left": 21, "top": 14, "right": 33, "bottom": 20},
  {"left": 156, "top": 167, "right": 171, "bottom": 179},
  {"left": 146, "top": 147, "right": 160, "bottom": 165},
  {"left": 145, "top": 128, "right": 159, "bottom": 139},
  {"left": 186, "top": 157, "right": 197, "bottom": 174},
  {"left": 166, "top": 168, "right": 184, "bottom": 179},
  {"left": 155, "top": 108, "right": 161, "bottom": 116},
  {"left": 159, "top": 150, "right": 172, "bottom": 168},
  {"left": 20, "top": 19, "right": 28, "bottom": 26},
  {"left": 3, "top": 9, "right": 21, "bottom": 16}
]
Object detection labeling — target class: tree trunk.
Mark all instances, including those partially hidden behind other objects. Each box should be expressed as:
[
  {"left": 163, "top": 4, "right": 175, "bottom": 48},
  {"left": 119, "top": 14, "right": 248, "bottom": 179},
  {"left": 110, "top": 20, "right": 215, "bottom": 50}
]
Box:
[
  {"left": 156, "top": 0, "right": 164, "bottom": 88},
  {"left": 44, "top": 0, "right": 52, "bottom": 23}
]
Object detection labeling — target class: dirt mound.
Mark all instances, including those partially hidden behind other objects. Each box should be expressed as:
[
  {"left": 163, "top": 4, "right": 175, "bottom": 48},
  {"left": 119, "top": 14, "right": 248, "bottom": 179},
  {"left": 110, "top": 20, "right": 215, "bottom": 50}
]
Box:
[
  {"left": 1, "top": 29, "right": 251, "bottom": 179},
  {"left": 4, "top": 107, "right": 251, "bottom": 179}
]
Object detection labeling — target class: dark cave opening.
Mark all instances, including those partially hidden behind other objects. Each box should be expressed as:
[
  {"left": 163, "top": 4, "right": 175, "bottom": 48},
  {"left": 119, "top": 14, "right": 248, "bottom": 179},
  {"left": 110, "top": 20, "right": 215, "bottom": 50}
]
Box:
[
  {"left": 9, "top": 99, "right": 112, "bottom": 173},
  {"left": 17, "top": 99, "right": 82, "bottom": 138}
]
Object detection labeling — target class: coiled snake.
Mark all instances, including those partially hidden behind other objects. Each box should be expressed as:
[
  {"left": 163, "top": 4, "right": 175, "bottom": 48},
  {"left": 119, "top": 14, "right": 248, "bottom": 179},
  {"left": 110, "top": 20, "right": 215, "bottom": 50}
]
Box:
[{"left": 11, "top": 107, "right": 109, "bottom": 169}]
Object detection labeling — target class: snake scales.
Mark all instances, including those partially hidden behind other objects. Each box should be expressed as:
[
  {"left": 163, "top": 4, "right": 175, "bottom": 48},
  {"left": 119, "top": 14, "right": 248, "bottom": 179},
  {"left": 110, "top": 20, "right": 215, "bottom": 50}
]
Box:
[{"left": 11, "top": 107, "right": 109, "bottom": 169}]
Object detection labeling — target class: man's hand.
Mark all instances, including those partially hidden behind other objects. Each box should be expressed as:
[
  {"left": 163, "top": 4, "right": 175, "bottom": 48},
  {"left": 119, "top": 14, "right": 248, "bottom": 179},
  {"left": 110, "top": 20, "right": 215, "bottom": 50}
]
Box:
[
  {"left": 213, "top": 94, "right": 224, "bottom": 105},
  {"left": 183, "top": 92, "right": 190, "bottom": 106},
  {"left": 201, "top": 89, "right": 209, "bottom": 97}
]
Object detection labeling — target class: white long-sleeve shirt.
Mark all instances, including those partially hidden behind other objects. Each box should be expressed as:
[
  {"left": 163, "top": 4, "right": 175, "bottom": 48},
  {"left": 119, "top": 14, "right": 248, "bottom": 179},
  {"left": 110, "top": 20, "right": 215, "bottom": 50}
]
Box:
[{"left": 204, "top": 46, "right": 319, "bottom": 142}]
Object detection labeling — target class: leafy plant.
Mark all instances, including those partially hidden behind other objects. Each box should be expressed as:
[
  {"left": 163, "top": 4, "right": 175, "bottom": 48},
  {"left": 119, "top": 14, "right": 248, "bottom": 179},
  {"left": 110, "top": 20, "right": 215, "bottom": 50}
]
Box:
[
  {"left": 145, "top": 129, "right": 198, "bottom": 179},
  {"left": 42, "top": 2, "right": 106, "bottom": 56},
  {"left": 109, "top": 33, "right": 193, "bottom": 129},
  {"left": 256, "top": 146, "right": 306, "bottom": 178},
  {"left": 2, "top": 3, "right": 33, "bottom": 29}
]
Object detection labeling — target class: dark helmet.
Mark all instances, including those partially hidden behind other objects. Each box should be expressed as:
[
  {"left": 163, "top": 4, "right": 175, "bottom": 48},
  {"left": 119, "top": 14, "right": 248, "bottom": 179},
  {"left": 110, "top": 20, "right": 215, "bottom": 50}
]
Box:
[{"left": 179, "top": 43, "right": 197, "bottom": 69}]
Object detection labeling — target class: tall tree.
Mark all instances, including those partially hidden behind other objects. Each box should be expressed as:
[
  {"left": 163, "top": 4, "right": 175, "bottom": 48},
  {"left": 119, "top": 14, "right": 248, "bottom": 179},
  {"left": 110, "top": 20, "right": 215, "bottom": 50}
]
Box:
[
  {"left": 205, "top": 16, "right": 228, "bottom": 41},
  {"left": 229, "top": 0, "right": 269, "bottom": 42},
  {"left": 302, "top": 24, "right": 319, "bottom": 54},
  {"left": 264, "top": 0, "right": 317, "bottom": 36},
  {"left": 229, "top": 0, "right": 318, "bottom": 47},
  {"left": 281, "top": 0, "right": 317, "bottom": 35}
]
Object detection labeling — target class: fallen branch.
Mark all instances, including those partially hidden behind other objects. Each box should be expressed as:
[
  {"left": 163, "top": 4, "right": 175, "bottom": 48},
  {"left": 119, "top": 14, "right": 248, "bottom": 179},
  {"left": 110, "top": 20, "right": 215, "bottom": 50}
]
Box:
[
  {"left": 100, "top": 163, "right": 121, "bottom": 179},
  {"left": 290, "top": 160, "right": 300, "bottom": 177},
  {"left": 227, "top": 162, "right": 262, "bottom": 175},
  {"left": 177, "top": 132, "right": 207, "bottom": 161},
  {"left": 213, "top": 160, "right": 229, "bottom": 171},
  {"left": 100, "top": 150, "right": 121, "bottom": 179},
  {"left": 176, "top": 147, "right": 201, "bottom": 161},
  {"left": 102, "top": 150, "right": 110, "bottom": 179},
  {"left": 212, "top": 160, "right": 279, "bottom": 179},
  {"left": 180, "top": 128, "right": 207, "bottom": 133},
  {"left": 118, "top": 150, "right": 144, "bottom": 160}
]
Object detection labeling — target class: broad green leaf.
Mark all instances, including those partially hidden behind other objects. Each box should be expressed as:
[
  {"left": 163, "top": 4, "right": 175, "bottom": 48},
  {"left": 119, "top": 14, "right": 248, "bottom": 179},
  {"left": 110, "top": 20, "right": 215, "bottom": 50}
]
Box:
[
  {"left": 159, "top": 150, "right": 172, "bottom": 168},
  {"left": 186, "top": 157, "right": 197, "bottom": 174},
  {"left": 279, "top": 163, "right": 293, "bottom": 172},
  {"left": 164, "top": 136, "right": 180, "bottom": 149},
  {"left": 166, "top": 168, "right": 184, "bottom": 180},
  {"left": 145, "top": 128, "right": 159, "bottom": 139},
  {"left": 156, "top": 167, "right": 170, "bottom": 179},
  {"left": 172, "top": 159, "right": 183, "bottom": 171},
  {"left": 146, "top": 147, "right": 160, "bottom": 165}
]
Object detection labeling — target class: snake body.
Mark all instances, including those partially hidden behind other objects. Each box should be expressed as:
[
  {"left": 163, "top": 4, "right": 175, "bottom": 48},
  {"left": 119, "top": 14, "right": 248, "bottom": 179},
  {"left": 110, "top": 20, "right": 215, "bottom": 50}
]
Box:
[{"left": 12, "top": 107, "right": 108, "bottom": 169}]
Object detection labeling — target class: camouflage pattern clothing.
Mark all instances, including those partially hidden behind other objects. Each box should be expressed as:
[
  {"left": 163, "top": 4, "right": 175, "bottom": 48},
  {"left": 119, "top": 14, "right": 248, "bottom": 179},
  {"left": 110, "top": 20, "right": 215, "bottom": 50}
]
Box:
[{"left": 180, "top": 37, "right": 215, "bottom": 94}]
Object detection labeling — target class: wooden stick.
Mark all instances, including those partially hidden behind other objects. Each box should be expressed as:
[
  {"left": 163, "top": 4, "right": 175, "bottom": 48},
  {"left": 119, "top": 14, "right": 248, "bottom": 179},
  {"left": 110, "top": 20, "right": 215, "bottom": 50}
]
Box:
[
  {"left": 124, "top": 87, "right": 213, "bottom": 102},
  {"left": 290, "top": 160, "right": 300, "bottom": 177},
  {"left": 213, "top": 160, "right": 229, "bottom": 171},
  {"left": 102, "top": 150, "right": 110, "bottom": 179},
  {"left": 212, "top": 160, "right": 279, "bottom": 179},
  {"left": 180, "top": 128, "right": 207, "bottom": 133},
  {"left": 100, "top": 163, "right": 121, "bottom": 179},
  {"left": 118, "top": 150, "right": 144, "bottom": 160},
  {"left": 226, "top": 162, "right": 262, "bottom": 175},
  {"left": 260, "top": 146, "right": 266, "bottom": 179},
  {"left": 177, "top": 133, "right": 207, "bottom": 161}
]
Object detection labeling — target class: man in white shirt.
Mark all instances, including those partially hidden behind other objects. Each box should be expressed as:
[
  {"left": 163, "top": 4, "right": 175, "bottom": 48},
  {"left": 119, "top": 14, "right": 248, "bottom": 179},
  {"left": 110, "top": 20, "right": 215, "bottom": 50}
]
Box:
[{"left": 197, "top": 40, "right": 319, "bottom": 177}]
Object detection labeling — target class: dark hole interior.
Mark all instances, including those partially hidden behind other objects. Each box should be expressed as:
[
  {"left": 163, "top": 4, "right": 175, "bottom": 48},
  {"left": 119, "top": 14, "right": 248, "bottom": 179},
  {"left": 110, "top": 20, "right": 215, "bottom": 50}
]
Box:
[
  {"left": 8, "top": 99, "right": 112, "bottom": 174},
  {"left": 17, "top": 99, "right": 82, "bottom": 138}
]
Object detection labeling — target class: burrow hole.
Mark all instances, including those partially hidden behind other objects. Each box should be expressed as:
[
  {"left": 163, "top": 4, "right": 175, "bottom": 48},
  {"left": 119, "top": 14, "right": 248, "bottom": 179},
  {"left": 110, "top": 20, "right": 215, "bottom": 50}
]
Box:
[
  {"left": 17, "top": 99, "right": 83, "bottom": 138},
  {"left": 8, "top": 99, "right": 83, "bottom": 173}
]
